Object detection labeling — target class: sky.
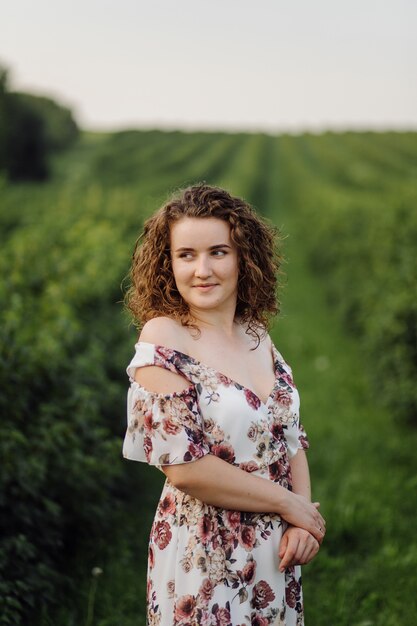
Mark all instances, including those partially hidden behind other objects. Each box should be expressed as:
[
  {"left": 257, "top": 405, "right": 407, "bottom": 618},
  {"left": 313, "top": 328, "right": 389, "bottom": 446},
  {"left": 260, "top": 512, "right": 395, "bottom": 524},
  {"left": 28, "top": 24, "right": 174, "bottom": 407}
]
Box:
[{"left": 2, "top": 0, "right": 416, "bottom": 133}]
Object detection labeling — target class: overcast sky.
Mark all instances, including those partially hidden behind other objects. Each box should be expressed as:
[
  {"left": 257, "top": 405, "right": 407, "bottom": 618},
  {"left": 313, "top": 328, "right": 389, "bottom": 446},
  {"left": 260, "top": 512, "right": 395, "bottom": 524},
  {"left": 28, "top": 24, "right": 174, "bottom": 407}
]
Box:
[{"left": 2, "top": 0, "right": 416, "bottom": 132}]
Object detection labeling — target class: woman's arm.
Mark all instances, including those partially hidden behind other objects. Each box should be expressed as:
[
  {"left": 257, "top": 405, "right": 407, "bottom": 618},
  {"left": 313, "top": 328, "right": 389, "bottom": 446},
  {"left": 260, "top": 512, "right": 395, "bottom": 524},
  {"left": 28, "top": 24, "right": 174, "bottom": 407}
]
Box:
[
  {"left": 278, "top": 449, "right": 323, "bottom": 570},
  {"left": 162, "top": 453, "right": 325, "bottom": 542},
  {"left": 289, "top": 448, "right": 312, "bottom": 500},
  {"left": 134, "top": 365, "right": 326, "bottom": 543}
]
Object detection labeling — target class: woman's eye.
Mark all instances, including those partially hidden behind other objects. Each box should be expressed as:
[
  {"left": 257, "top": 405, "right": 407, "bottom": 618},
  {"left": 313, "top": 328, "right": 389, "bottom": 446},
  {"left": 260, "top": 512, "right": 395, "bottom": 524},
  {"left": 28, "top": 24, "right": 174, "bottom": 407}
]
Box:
[{"left": 212, "top": 250, "right": 226, "bottom": 256}]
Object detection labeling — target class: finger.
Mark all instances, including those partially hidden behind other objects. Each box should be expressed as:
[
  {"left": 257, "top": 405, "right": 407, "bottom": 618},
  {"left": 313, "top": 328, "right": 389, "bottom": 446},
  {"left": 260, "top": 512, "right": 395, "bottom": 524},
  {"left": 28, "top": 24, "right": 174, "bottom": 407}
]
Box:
[
  {"left": 279, "top": 536, "right": 300, "bottom": 572},
  {"left": 309, "top": 524, "right": 323, "bottom": 543},
  {"left": 314, "top": 515, "right": 326, "bottom": 536},
  {"left": 278, "top": 532, "right": 288, "bottom": 558},
  {"left": 291, "top": 541, "right": 309, "bottom": 566},
  {"left": 297, "top": 539, "right": 319, "bottom": 565},
  {"left": 313, "top": 505, "right": 326, "bottom": 526},
  {"left": 318, "top": 514, "right": 326, "bottom": 528},
  {"left": 289, "top": 531, "right": 317, "bottom": 565},
  {"left": 314, "top": 510, "right": 325, "bottom": 526}
]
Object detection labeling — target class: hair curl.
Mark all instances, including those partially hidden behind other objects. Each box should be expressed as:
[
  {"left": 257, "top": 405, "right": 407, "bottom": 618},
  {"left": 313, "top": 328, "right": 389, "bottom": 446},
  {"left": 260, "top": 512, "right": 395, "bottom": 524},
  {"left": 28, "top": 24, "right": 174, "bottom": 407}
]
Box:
[{"left": 123, "top": 183, "right": 286, "bottom": 344}]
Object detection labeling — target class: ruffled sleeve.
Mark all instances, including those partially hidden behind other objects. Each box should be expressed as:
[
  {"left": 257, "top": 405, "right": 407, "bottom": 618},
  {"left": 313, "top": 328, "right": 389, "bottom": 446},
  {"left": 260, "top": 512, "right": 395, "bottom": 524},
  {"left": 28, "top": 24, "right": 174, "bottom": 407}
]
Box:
[
  {"left": 296, "top": 421, "right": 310, "bottom": 453},
  {"left": 122, "top": 343, "right": 210, "bottom": 469},
  {"left": 275, "top": 353, "right": 310, "bottom": 459}
]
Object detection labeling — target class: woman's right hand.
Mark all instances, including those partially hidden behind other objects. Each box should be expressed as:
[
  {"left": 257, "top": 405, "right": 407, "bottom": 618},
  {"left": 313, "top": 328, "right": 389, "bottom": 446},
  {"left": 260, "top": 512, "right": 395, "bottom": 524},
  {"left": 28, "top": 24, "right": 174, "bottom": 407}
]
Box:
[{"left": 280, "top": 492, "right": 326, "bottom": 544}]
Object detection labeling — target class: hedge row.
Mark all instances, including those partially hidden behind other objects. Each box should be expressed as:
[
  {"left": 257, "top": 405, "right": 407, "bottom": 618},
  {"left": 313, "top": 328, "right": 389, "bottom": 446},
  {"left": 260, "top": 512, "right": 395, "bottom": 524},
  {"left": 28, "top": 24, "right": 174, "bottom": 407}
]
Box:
[
  {"left": 0, "top": 129, "right": 255, "bottom": 625},
  {"left": 276, "top": 131, "right": 417, "bottom": 425}
]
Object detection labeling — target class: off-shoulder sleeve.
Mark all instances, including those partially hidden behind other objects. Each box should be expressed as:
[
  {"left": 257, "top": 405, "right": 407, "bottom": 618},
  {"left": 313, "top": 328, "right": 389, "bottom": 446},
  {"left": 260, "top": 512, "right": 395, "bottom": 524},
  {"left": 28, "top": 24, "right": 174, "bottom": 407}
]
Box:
[
  {"left": 122, "top": 381, "right": 210, "bottom": 468},
  {"left": 296, "top": 420, "right": 309, "bottom": 453}
]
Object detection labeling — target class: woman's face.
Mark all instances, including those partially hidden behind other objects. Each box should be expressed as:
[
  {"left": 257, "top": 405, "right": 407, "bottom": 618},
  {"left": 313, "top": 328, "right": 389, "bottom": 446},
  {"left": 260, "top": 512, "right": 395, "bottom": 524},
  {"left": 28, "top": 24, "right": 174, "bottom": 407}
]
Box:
[{"left": 170, "top": 217, "right": 239, "bottom": 315}]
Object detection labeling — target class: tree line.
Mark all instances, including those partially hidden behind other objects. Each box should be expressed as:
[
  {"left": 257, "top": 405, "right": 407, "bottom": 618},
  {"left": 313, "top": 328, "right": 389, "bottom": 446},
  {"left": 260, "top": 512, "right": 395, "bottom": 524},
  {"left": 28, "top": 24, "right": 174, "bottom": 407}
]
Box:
[{"left": 0, "top": 64, "right": 79, "bottom": 182}]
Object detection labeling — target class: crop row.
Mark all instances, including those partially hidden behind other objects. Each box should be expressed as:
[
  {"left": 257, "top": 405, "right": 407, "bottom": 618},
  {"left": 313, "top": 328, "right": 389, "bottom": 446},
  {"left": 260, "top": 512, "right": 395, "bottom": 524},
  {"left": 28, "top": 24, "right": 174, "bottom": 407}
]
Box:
[{"left": 274, "top": 131, "right": 417, "bottom": 425}]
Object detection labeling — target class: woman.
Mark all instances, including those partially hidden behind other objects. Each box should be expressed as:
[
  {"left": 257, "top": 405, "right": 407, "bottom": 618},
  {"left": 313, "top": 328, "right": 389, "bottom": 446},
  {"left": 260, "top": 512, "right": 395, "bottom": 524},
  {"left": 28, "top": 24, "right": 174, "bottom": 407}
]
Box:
[{"left": 122, "top": 184, "right": 325, "bottom": 626}]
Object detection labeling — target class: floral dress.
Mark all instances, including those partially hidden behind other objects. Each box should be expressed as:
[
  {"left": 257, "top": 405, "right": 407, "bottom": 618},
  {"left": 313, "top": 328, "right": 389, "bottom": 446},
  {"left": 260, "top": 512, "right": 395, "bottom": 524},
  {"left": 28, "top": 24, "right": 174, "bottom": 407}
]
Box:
[{"left": 122, "top": 340, "right": 310, "bottom": 626}]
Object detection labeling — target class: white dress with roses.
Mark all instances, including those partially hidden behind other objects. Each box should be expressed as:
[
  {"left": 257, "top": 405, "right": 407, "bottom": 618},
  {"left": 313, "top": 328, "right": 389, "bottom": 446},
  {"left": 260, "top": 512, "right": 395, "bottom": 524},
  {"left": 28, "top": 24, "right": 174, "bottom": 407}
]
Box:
[{"left": 122, "top": 340, "right": 310, "bottom": 626}]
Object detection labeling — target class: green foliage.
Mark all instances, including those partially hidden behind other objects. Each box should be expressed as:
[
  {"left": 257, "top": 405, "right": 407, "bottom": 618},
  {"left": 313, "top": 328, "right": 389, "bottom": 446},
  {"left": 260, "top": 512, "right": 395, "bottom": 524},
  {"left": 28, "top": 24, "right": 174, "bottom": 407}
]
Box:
[
  {"left": 275, "top": 131, "right": 417, "bottom": 425},
  {"left": 0, "top": 178, "right": 129, "bottom": 624},
  {"left": 13, "top": 92, "right": 79, "bottom": 151},
  {"left": 0, "top": 62, "right": 79, "bottom": 182},
  {"left": 0, "top": 85, "right": 48, "bottom": 181},
  {"left": 0, "top": 128, "right": 257, "bottom": 625},
  {"left": 1, "top": 127, "right": 416, "bottom": 626}
]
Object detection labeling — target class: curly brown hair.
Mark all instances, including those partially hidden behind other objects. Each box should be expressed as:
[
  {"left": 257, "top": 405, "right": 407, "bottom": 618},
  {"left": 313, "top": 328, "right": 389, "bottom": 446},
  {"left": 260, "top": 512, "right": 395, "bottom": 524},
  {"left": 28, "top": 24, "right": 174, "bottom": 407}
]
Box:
[{"left": 123, "top": 183, "right": 286, "bottom": 344}]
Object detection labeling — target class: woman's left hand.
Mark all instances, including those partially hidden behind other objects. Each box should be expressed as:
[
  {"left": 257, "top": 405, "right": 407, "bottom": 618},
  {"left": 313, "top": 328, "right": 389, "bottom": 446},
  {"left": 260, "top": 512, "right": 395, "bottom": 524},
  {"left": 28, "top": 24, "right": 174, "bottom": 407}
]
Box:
[{"left": 278, "top": 525, "right": 320, "bottom": 572}]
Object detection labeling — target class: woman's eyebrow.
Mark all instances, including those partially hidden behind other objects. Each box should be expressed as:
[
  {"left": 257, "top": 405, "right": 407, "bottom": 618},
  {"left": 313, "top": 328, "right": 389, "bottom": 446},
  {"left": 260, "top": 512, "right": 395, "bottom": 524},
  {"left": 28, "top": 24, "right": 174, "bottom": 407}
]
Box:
[
  {"left": 175, "top": 243, "right": 232, "bottom": 252},
  {"left": 209, "top": 244, "right": 232, "bottom": 250}
]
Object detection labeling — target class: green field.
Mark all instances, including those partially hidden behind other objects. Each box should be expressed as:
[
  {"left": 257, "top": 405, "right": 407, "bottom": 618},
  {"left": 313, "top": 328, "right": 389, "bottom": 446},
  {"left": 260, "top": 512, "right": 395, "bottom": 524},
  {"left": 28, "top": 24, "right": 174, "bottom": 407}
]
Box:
[{"left": 1, "top": 129, "right": 416, "bottom": 626}]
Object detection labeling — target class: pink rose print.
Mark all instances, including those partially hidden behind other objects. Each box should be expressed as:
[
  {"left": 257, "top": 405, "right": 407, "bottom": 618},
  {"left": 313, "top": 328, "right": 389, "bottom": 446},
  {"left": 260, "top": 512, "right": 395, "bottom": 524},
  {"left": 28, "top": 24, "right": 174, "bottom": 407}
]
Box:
[
  {"left": 280, "top": 371, "right": 295, "bottom": 387},
  {"left": 162, "top": 416, "right": 181, "bottom": 434},
  {"left": 199, "top": 578, "right": 214, "bottom": 603},
  {"left": 167, "top": 579, "right": 175, "bottom": 598},
  {"left": 270, "top": 421, "right": 284, "bottom": 440},
  {"left": 251, "top": 613, "right": 269, "bottom": 626},
  {"left": 149, "top": 544, "right": 155, "bottom": 569},
  {"left": 213, "top": 605, "right": 231, "bottom": 626},
  {"left": 244, "top": 388, "right": 261, "bottom": 410},
  {"left": 155, "top": 346, "right": 176, "bottom": 362},
  {"left": 251, "top": 580, "right": 276, "bottom": 609},
  {"left": 143, "top": 435, "right": 153, "bottom": 459},
  {"left": 275, "top": 388, "right": 292, "bottom": 406},
  {"left": 200, "top": 609, "right": 217, "bottom": 625},
  {"left": 239, "top": 525, "right": 256, "bottom": 551},
  {"left": 174, "top": 594, "right": 196, "bottom": 622},
  {"left": 285, "top": 578, "right": 301, "bottom": 609},
  {"left": 158, "top": 493, "right": 176, "bottom": 517},
  {"left": 153, "top": 520, "right": 172, "bottom": 550},
  {"left": 224, "top": 510, "right": 241, "bottom": 532},
  {"left": 239, "top": 557, "right": 256, "bottom": 584},
  {"left": 198, "top": 514, "right": 218, "bottom": 545},
  {"left": 247, "top": 424, "right": 259, "bottom": 441},
  {"left": 239, "top": 460, "right": 259, "bottom": 473},
  {"left": 268, "top": 459, "right": 287, "bottom": 481},
  {"left": 143, "top": 411, "right": 153, "bottom": 432},
  {"left": 185, "top": 442, "right": 206, "bottom": 461},
  {"left": 219, "top": 526, "right": 235, "bottom": 549},
  {"left": 218, "top": 373, "right": 233, "bottom": 387},
  {"left": 212, "top": 443, "right": 235, "bottom": 464}
]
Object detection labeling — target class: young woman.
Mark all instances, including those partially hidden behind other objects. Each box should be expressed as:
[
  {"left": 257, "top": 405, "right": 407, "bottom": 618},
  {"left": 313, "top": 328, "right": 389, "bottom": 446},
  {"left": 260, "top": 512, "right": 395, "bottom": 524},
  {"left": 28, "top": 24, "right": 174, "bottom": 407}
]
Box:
[{"left": 122, "top": 184, "right": 325, "bottom": 626}]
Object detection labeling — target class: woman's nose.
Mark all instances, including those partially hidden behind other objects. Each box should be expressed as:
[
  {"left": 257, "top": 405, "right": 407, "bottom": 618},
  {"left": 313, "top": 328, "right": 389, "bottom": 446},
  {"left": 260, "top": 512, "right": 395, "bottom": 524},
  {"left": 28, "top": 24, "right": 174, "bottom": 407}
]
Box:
[{"left": 195, "top": 254, "right": 212, "bottom": 278}]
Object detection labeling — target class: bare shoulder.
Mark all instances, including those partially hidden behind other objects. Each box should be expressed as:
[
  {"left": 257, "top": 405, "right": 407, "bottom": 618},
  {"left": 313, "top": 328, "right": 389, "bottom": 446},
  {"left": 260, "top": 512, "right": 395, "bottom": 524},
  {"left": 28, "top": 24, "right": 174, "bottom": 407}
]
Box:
[
  {"left": 258, "top": 330, "right": 274, "bottom": 360},
  {"left": 135, "top": 317, "right": 191, "bottom": 394},
  {"left": 138, "top": 316, "right": 188, "bottom": 350},
  {"left": 261, "top": 330, "right": 273, "bottom": 349},
  {"left": 243, "top": 322, "right": 273, "bottom": 351}
]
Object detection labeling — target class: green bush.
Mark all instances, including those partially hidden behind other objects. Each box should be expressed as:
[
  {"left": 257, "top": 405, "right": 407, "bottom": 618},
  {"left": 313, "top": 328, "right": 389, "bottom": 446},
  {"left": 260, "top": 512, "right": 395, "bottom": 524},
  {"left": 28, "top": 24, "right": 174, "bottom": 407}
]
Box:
[
  {"left": 13, "top": 92, "right": 79, "bottom": 152},
  {"left": 0, "top": 62, "right": 79, "bottom": 182},
  {"left": 278, "top": 131, "right": 417, "bottom": 425},
  {"left": 0, "top": 64, "right": 48, "bottom": 181},
  {"left": 0, "top": 185, "right": 128, "bottom": 624}
]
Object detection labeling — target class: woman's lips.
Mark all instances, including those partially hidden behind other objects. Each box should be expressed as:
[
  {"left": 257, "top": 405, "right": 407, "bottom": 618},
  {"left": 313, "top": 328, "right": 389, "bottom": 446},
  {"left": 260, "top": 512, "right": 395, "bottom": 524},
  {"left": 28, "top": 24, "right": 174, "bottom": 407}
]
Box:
[{"left": 193, "top": 284, "right": 217, "bottom": 290}]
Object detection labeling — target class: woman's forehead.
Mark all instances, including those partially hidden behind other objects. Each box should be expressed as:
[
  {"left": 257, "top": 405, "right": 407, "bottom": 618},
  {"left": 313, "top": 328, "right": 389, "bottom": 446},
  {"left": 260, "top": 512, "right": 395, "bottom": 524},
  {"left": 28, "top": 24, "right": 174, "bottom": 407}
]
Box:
[{"left": 170, "top": 216, "right": 233, "bottom": 246}]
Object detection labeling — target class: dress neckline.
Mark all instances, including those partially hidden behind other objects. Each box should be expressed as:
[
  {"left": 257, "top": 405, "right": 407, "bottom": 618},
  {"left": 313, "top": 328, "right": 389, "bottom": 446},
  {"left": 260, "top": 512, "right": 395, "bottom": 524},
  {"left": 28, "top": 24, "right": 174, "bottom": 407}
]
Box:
[{"left": 135, "top": 341, "right": 281, "bottom": 408}]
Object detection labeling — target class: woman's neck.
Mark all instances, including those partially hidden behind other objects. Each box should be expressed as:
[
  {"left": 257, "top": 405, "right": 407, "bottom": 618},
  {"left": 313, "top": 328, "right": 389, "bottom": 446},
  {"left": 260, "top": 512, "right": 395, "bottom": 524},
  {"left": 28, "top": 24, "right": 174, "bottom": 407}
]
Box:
[{"left": 187, "top": 309, "right": 241, "bottom": 339}]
